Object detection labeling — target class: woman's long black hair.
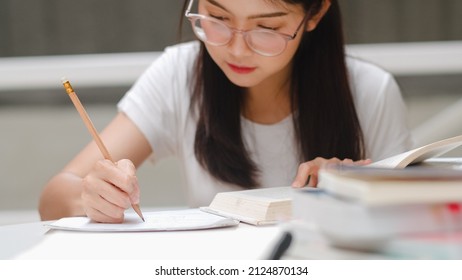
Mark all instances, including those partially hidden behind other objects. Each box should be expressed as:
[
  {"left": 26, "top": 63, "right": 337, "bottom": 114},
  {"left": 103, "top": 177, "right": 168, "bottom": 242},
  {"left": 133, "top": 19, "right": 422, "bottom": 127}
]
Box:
[{"left": 182, "top": 0, "right": 365, "bottom": 188}]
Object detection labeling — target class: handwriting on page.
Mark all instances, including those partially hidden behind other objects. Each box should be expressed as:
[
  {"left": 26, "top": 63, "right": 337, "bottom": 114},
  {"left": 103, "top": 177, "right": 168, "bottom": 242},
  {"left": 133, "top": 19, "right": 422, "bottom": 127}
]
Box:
[{"left": 47, "top": 209, "right": 239, "bottom": 232}]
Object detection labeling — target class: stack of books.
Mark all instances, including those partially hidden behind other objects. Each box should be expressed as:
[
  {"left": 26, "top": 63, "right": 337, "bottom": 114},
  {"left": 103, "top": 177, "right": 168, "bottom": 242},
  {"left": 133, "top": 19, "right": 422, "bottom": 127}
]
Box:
[{"left": 292, "top": 135, "right": 462, "bottom": 259}]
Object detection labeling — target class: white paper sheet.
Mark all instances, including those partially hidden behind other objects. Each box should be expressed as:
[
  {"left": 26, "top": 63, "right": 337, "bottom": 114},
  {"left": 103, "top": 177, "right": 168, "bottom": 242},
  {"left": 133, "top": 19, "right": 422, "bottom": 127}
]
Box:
[
  {"left": 16, "top": 223, "right": 283, "bottom": 259},
  {"left": 46, "top": 208, "right": 239, "bottom": 232}
]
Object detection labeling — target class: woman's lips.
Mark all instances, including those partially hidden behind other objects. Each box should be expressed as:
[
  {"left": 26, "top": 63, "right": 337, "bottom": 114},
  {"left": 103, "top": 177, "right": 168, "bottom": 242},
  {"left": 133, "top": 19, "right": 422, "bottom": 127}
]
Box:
[{"left": 227, "top": 63, "right": 256, "bottom": 74}]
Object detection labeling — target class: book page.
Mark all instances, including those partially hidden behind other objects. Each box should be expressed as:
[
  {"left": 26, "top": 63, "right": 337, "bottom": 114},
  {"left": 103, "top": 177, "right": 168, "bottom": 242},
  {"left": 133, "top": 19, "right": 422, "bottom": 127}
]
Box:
[
  {"left": 203, "top": 187, "right": 293, "bottom": 225},
  {"left": 369, "top": 150, "right": 416, "bottom": 168},
  {"left": 229, "top": 186, "right": 292, "bottom": 200},
  {"left": 46, "top": 208, "right": 239, "bottom": 232},
  {"left": 370, "top": 134, "right": 462, "bottom": 168}
]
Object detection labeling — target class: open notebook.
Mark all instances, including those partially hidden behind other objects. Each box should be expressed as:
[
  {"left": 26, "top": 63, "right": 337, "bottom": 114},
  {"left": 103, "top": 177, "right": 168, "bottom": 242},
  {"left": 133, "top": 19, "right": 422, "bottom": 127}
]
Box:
[{"left": 46, "top": 208, "right": 239, "bottom": 232}]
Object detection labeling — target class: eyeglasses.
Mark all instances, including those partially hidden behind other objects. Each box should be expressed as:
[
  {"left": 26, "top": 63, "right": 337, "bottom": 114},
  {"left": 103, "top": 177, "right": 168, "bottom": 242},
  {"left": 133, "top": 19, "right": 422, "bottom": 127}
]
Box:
[{"left": 184, "top": 0, "right": 307, "bottom": 57}]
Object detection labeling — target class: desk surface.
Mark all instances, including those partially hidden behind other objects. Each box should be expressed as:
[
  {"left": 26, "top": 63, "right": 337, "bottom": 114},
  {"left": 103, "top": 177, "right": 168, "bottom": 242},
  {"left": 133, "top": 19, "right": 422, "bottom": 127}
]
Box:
[
  {"left": 0, "top": 220, "right": 284, "bottom": 260},
  {"left": 4, "top": 159, "right": 462, "bottom": 260},
  {"left": 0, "top": 218, "right": 393, "bottom": 260}
]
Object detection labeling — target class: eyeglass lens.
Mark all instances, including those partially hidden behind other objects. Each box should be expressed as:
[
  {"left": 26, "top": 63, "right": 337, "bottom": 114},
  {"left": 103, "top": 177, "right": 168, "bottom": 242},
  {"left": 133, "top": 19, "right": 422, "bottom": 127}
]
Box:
[{"left": 192, "top": 17, "right": 288, "bottom": 56}]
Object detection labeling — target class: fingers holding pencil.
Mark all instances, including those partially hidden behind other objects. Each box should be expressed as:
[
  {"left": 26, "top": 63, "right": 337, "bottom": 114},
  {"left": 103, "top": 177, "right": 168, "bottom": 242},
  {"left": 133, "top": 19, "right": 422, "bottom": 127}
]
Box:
[
  {"left": 82, "top": 159, "right": 141, "bottom": 223},
  {"left": 116, "top": 159, "right": 141, "bottom": 205},
  {"left": 62, "top": 78, "right": 145, "bottom": 222}
]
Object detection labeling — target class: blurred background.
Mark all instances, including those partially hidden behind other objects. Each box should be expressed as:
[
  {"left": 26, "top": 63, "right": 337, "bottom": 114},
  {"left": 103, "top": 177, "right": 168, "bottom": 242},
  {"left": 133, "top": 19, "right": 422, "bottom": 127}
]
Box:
[{"left": 1, "top": 0, "right": 461, "bottom": 225}]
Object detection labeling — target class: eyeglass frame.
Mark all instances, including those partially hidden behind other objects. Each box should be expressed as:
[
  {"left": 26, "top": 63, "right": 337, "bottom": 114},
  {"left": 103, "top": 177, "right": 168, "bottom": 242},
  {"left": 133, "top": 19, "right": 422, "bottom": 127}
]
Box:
[{"left": 184, "top": 0, "right": 308, "bottom": 56}]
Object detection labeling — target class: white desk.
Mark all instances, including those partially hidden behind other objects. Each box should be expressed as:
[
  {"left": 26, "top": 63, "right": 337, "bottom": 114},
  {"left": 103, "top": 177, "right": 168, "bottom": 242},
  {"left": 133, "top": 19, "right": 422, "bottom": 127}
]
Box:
[
  {"left": 0, "top": 221, "right": 51, "bottom": 259},
  {"left": 0, "top": 220, "right": 284, "bottom": 260},
  {"left": 3, "top": 216, "right": 462, "bottom": 260},
  {"left": 3, "top": 222, "right": 462, "bottom": 280}
]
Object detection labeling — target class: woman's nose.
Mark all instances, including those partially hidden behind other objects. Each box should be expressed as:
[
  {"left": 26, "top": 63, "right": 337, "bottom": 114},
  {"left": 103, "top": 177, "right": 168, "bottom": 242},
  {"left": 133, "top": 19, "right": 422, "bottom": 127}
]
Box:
[{"left": 227, "top": 32, "right": 253, "bottom": 57}]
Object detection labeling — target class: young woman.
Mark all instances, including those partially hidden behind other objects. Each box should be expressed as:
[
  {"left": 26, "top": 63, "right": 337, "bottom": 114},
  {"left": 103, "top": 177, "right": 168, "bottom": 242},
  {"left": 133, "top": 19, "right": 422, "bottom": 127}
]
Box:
[{"left": 39, "top": 0, "right": 413, "bottom": 223}]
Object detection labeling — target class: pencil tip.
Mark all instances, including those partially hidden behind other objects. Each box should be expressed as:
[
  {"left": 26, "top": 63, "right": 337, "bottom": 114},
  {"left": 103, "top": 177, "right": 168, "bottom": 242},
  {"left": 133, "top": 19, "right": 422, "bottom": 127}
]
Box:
[
  {"left": 61, "top": 77, "right": 68, "bottom": 84},
  {"left": 132, "top": 204, "right": 145, "bottom": 222}
]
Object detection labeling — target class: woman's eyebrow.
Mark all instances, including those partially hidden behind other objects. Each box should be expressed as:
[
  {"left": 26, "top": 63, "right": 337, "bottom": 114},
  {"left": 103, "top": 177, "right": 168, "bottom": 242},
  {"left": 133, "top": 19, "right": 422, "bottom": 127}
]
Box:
[
  {"left": 248, "top": 12, "right": 288, "bottom": 19},
  {"left": 206, "top": 0, "right": 229, "bottom": 12},
  {"left": 206, "top": 0, "right": 288, "bottom": 19}
]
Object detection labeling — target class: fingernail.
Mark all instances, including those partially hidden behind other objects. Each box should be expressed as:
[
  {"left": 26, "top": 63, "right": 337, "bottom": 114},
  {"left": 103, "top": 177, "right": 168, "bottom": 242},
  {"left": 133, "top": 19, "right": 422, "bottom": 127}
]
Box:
[{"left": 291, "top": 182, "right": 302, "bottom": 188}]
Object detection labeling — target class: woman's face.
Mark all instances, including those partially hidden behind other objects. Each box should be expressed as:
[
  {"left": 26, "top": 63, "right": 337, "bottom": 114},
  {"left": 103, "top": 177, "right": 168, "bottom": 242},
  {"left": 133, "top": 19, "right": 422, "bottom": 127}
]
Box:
[{"left": 197, "top": 0, "right": 307, "bottom": 89}]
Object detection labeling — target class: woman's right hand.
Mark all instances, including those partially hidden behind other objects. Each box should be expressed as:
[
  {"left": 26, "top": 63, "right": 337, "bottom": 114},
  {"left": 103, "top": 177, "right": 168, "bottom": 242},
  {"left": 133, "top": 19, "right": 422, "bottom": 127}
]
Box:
[
  {"left": 81, "top": 158, "right": 140, "bottom": 223},
  {"left": 291, "top": 157, "right": 371, "bottom": 188}
]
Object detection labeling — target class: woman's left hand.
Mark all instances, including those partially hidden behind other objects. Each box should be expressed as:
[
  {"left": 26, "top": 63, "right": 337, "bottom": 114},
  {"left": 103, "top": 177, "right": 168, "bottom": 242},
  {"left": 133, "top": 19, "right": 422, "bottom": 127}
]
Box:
[{"left": 291, "top": 157, "right": 372, "bottom": 188}]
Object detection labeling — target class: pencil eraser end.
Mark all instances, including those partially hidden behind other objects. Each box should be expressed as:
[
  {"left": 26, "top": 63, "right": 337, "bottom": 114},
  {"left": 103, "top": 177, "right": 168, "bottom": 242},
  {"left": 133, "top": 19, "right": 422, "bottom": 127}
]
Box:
[{"left": 61, "top": 78, "right": 74, "bottom": 94}]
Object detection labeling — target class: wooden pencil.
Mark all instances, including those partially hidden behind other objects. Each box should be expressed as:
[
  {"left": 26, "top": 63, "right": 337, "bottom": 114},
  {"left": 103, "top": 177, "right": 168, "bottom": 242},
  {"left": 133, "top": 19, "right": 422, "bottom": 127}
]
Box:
[{"left": 62, "top": 78, "right": 145, "bottom": 222}]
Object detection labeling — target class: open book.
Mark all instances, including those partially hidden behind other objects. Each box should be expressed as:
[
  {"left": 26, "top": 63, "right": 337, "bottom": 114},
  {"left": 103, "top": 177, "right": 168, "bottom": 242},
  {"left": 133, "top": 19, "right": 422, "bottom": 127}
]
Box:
[
  {"left": 201, "top": 186, "right": 292, "bottom": 226},
  {"left": 370, "top": 134, "right": 462, "bottom": 168}
]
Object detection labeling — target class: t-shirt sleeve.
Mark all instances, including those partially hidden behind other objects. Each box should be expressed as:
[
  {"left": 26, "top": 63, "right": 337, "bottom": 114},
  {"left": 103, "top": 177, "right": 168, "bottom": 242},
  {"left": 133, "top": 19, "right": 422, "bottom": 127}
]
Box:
[
  {"left": 117, "top": 44, "right": 194, "bottom": 161},
  {"left": 364, "top": 73, "right": 414, "bottom": 160},
  {"left": 350, "top": 59, "right": 414, "bottom": 161}
]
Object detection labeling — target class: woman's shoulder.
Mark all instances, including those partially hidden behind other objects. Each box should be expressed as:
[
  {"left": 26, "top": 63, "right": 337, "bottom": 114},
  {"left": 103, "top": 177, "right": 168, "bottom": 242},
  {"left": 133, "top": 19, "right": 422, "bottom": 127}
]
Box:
[
  {"left": 141, "top": 41, "right": 200, "bottom": 86},
  {"left": 162, "top": 41, "right": 200, "bottom": 60},
  {"left": 345, "top": 55, "right": 398, "bottom": 99},
  {"left": 346, "top": 55, "right": 393, "bottom": 83},
  {"left": 145, "top": 41, "right": 199, "bottom": 77}
]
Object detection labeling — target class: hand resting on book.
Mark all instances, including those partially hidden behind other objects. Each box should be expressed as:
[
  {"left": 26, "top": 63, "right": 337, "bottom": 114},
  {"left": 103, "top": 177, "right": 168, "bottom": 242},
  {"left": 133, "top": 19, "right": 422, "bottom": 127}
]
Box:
[{"left": 291, "top": 157, "right": 372, "bottom": 188}]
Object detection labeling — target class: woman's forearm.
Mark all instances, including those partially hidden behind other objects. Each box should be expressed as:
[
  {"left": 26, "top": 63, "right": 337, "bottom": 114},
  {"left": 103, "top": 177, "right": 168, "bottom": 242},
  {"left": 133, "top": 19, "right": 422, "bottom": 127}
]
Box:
[{"left": 38, "top": 172, "right": 86, "bottom": 221}]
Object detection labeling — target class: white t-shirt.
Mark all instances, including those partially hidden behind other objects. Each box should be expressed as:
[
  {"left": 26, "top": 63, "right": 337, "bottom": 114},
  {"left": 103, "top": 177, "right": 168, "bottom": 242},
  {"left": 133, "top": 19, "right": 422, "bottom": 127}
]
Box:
[{"left": 118, "top": 41, "right": 413, "bottom": 207}]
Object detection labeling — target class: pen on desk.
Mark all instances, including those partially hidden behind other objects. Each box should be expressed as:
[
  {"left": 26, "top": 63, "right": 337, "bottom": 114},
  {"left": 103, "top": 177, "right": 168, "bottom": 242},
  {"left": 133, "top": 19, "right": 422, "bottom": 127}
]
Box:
[
  {"left": 61, "top": 78, "right": 145, "bottom": 222},
  {"left": 267, "top": 231, "right": 293, "bottom": 260}
]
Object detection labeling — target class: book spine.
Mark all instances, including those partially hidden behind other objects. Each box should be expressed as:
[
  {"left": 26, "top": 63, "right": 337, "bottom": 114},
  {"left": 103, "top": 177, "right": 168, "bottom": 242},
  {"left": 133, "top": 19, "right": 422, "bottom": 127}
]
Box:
[{"left": 292, "top": 189, "right": 462, "bottom": 241}]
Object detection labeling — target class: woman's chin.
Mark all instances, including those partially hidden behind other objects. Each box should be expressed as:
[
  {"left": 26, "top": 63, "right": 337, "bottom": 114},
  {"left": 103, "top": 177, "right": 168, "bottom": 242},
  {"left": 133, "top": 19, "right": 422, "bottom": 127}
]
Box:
[{"left": 222, "top": 72, "right": 261, "bottom": 88}]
